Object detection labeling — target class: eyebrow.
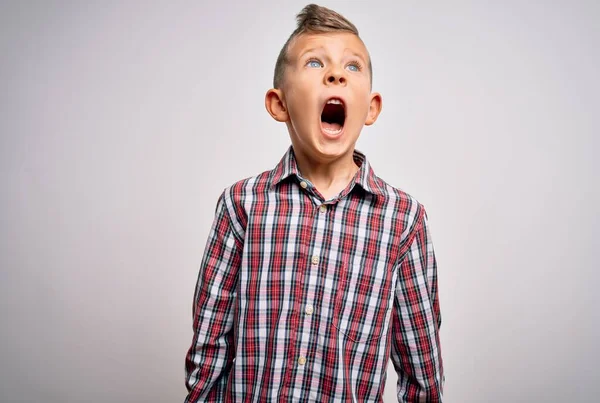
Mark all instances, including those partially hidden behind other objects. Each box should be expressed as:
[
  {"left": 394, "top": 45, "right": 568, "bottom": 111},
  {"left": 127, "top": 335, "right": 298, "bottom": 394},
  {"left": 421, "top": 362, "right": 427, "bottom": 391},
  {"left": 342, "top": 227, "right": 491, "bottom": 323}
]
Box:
[
  {"left": 298, "top": 47, "right": 368, "bottom": 63},
  {"left": 298, "top": 47, "right": 325, "bottom": 60},
  {"left": 345, "top": 49, "right": 368, "bottom": 63}
]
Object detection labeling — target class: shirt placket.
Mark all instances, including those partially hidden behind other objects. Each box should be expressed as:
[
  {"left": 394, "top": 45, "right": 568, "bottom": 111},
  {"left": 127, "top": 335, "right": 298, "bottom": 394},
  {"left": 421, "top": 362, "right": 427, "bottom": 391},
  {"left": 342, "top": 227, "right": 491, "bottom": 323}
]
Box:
[{"left": 281, "top": 179, "right": 330, "bottom": 401}]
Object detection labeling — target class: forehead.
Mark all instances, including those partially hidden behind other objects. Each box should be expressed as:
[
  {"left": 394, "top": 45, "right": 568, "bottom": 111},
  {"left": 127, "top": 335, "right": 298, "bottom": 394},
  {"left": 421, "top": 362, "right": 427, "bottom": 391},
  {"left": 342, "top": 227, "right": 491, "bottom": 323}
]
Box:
[{"left": 287, "top": 32, "right": 370, "bottom": 62}]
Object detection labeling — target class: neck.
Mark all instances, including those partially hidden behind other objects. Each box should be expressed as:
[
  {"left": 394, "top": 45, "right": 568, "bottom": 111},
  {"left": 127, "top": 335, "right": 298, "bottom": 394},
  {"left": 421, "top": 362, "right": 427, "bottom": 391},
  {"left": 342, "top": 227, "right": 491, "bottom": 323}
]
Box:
[{"left": 292, "top": 146, "right": 360, "bottom": 199}]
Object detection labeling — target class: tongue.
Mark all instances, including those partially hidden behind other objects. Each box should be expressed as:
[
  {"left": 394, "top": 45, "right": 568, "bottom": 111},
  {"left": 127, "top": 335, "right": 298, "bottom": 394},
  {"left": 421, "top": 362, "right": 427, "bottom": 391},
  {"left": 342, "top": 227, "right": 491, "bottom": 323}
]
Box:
[{"left": 321, "top": 121, "right": 342, "bottom": 131}]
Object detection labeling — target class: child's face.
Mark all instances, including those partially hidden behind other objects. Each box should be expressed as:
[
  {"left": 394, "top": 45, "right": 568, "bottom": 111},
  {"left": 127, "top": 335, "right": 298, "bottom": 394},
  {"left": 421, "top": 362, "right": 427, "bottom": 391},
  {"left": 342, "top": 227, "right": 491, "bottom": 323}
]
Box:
[{"left": 267, "top": 32, "right": 382, "bottom": 162}]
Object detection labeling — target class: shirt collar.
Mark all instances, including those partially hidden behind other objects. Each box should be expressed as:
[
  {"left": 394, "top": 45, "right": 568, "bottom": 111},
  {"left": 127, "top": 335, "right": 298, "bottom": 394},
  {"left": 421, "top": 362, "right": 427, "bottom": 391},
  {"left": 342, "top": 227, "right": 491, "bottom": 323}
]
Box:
[{"left": 269, "top": 145, "right": 385, "bottom": 196}]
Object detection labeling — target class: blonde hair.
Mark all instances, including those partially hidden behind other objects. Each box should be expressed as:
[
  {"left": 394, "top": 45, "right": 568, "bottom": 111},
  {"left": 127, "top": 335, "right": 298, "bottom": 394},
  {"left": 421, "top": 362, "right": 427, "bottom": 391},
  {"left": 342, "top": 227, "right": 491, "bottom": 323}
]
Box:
[{"left": 273, "top": 4, "right": 372, "bottom": 88}]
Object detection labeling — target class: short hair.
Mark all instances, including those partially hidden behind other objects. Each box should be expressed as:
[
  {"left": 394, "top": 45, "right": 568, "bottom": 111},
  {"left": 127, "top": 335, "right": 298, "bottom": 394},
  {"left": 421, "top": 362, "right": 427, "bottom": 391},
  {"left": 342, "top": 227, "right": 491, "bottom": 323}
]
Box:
[{"left": 273, "top": 4, "right": 372, "bottom": 89}]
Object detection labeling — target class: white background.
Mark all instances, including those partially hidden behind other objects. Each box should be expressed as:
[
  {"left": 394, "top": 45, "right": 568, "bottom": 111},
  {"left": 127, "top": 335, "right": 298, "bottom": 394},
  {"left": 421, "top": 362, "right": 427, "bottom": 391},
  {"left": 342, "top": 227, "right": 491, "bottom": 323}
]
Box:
[{"left": 1, "top": 1, "right": 598, "bottom": 402}]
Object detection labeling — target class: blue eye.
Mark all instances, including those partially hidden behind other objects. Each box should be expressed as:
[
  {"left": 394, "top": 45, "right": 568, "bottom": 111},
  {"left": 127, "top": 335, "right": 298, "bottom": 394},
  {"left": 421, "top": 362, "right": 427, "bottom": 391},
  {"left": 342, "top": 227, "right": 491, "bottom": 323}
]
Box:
[
  {"left": 347, "top": 64, "right": 359, "bottom": 72},
  {"left": 307, "top": 59, "right": 322, "bottom": 68}
]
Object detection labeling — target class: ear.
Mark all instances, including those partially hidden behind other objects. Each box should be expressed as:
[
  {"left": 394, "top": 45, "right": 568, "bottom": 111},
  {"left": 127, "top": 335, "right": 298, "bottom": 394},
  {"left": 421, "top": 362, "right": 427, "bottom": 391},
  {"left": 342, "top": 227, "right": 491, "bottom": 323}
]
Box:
[
  {"left": 365, "top": 92, "right": 382, "bottom": 126},
  {"left": 265, "top": 88, "right": 289, "bottom": 122}
]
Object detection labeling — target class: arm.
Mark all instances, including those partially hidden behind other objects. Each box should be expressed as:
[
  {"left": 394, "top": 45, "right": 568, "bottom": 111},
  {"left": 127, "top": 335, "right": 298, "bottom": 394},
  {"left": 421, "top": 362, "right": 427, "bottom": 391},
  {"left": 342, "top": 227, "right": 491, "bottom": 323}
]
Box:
[
  {"left": 184, "top": 190, "right": 243, "bottom": 402},
  {"left": 390, "top": 208, "right": 444, "bottom": 402}
]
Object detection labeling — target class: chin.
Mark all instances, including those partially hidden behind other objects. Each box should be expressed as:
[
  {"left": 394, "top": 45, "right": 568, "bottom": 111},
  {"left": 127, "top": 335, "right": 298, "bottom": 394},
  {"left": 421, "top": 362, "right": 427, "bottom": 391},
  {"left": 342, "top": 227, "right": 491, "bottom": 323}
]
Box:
[{"left": 314, "top": 133, "right": 356, "bottom": 157}]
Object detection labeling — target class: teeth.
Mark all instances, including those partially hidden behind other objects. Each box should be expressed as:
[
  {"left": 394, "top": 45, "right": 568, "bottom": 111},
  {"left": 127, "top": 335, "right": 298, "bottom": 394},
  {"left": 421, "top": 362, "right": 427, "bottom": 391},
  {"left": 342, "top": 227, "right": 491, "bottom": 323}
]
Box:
[
  {"left": 323, "top": 127, "right": 342, "bottom": 135},
  {"left": 326, "top": 99, "right": 343, "bottom": 105}
]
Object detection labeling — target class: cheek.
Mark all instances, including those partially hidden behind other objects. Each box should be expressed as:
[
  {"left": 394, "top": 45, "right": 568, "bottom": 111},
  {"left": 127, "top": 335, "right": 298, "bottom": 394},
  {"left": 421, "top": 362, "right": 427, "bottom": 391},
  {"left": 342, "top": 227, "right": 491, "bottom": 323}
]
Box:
[
  {"left": 349, "top": 95, "right": 372, "bottom": 120},
  {"left": 286, "top": 96, "right": 315, "bottom": 133},
  {"left": 287, "top": 94, "right": 309, "bottom": 118},
  {"left": 288, "top": 88, "right": 315, "bottom": 117}
]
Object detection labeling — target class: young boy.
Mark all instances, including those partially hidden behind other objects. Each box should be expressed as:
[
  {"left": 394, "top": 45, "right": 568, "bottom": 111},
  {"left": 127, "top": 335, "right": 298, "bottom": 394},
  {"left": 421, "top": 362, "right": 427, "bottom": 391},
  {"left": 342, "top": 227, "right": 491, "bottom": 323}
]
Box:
[{"left": 184, "top": 4, "right": 444, "bottom": 402}]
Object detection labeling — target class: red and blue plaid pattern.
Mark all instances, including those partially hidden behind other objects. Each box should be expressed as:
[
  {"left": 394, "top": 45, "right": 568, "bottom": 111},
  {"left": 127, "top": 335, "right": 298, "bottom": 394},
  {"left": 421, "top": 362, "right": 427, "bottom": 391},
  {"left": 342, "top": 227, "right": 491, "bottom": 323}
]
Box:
[{"left": 185, "top": 146, "right": 444, "bottom": 402}]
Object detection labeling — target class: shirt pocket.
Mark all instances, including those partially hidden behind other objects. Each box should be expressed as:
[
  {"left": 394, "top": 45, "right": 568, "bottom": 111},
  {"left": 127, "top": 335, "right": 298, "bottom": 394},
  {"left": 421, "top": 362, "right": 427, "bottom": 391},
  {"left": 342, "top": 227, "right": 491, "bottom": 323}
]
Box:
[{"left": 332, "top": 271, "right": 393, "bottom": 343}]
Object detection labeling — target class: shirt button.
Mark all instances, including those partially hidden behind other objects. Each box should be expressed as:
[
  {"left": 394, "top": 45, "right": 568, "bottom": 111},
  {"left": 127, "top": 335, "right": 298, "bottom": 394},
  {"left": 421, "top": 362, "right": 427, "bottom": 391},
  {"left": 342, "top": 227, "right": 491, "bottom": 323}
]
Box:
[
  {"left": 298, "top": 356, "right": 307, "bottom": 365},
  {"left": 300, "top": 181, "right": 308, "bottom": 189},
  {"left": 311, "top": 255, "right": 319, "bottom": 265},
  {"left": 319, "top": 205, "right": 327, "bottom": 213},
  {"left": 305, "top": 305, "right": 314, "bottom": 315}
]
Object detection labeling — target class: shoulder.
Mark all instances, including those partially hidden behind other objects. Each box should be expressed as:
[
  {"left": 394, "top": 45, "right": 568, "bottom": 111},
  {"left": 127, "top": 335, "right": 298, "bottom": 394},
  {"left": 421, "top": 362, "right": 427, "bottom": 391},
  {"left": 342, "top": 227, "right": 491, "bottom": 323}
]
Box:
[
  {"left": 373, "top": 175, "right": 428, "bottom": 246},
  {"left": 376, "top": 174, "right": 425, "bottom": 216},
  {"left": 220, "top": 169, "right": 272, "bottom": 210},
  {"left": 215, "top": 169, "right": 273, "bottom": 235},
  {"left": 356, "top": 148, "right": 427, "bottom": 230}
]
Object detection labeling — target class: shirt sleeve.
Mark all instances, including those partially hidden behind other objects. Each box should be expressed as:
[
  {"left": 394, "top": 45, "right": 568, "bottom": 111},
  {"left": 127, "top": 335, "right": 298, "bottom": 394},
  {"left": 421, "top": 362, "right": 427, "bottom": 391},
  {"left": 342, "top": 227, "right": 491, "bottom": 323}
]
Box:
[
  {"left": 390, "top": 208, "right": 444, "bottom": 402},
  {"left": 184, "top": 190, "right": 243, "bottom": 403}
]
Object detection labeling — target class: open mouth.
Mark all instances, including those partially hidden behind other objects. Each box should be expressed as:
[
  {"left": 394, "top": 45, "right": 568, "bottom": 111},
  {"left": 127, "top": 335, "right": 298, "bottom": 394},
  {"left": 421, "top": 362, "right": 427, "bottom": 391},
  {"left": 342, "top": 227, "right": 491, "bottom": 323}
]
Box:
[{"left": 320, "top": 98, "right": 346, "bottom": 135}]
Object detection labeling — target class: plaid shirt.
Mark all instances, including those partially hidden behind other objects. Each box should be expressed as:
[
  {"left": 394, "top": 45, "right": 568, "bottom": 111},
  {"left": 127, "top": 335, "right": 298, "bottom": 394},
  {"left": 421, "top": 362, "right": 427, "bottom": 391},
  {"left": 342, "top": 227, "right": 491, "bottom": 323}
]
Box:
[{"left": 185, "top": 146, "right": 444, "bottom": 402}]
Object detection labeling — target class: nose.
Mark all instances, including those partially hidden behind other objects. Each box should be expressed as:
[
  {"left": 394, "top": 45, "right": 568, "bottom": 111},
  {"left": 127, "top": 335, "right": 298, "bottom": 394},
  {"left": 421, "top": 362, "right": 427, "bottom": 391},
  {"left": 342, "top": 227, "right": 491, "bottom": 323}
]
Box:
[{"left": 324, "top": 68, "right": 346, "bottom": 86}]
